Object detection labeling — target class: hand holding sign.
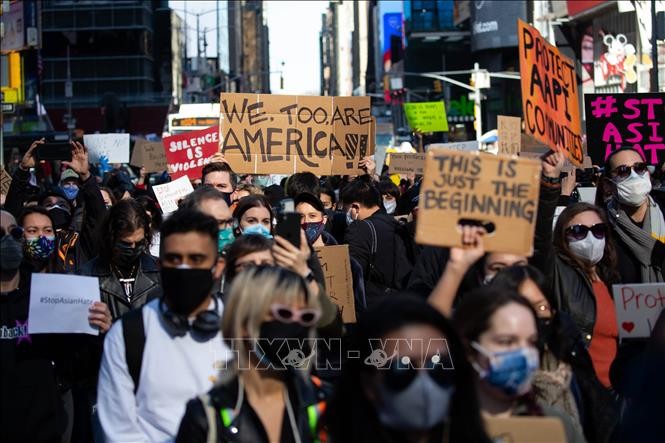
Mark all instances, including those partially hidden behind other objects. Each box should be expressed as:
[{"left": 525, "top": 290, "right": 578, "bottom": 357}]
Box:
[{"left": 62, "top": 141, "right": 91, "bottom": 182}]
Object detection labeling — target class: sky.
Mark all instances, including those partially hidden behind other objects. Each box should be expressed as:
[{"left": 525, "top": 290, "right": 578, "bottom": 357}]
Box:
[{"left": 169, "top": 0, "right": 328, "bottom": 95}]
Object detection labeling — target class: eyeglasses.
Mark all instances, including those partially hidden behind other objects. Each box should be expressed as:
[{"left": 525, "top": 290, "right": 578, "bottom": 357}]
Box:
[
  {"left": 611, "top": 162, "right": 648, "bottom": 180},
  {"left": 382, "top": 354, "right": 455, "bottom": 391},
  {"left": 565, "top": 223, "right": 608, "bottom": 241},
  {"left": 270, "top": 303, "right": 321, "bottom": 327}
]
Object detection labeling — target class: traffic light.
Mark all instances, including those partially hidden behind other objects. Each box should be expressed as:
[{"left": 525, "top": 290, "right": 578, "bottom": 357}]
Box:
[{"left": 433, "top": 79, "right": 442, "bottom": 93}]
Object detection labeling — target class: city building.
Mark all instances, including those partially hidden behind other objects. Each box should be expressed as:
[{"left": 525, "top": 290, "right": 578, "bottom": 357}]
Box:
[{"left": 227, "top": 0, "right": 270, "bottom": 94}]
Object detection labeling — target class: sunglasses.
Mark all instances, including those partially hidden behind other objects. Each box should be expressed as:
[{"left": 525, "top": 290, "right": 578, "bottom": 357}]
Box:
[
  {"left": 611, "top": 162, "right": 648, "bottom": 180},
  {"left": 270, "top": 303, "right": 321, "bottom": 327},
  {"left": 565, "top": 223, "right": 608, "bottom": 241},
  {"left": 382, "top": 354, "right": 455, "bottom": 391}
]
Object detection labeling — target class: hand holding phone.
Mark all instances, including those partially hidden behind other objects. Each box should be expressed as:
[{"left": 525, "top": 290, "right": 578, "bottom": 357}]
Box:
[
  {"left": 275, "top": 212, "right": 301, "bottom": 249},
  {"left": 36, "top": 142, "right": 73, "bottom": 162}
]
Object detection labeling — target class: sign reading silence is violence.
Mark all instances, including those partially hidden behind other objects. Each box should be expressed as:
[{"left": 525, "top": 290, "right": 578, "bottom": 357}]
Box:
[
  {"left": 162, "top": 125, "right": 219, "bottom": 180},
  {"left": 518, "top": 19, "right": 583, "bottom": 166},
  {"left": 416, "top": 149, "right": 542, "bottom": 256},
  {"left": 218, "top": 93, "right": 375, "bottom": 175},
  {"left": 585, "top": 93, "right": 665, "bottom": 166}
]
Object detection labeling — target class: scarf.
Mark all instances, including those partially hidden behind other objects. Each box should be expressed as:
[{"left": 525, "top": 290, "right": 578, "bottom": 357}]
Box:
[{"left": 608, "top": 195, "right": 665, "bottom": 283}]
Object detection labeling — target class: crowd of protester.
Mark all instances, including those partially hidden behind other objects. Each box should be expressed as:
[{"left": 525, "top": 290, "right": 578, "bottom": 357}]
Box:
[{"left": 1, "top": 136, "right": 664, "bottom": 443}]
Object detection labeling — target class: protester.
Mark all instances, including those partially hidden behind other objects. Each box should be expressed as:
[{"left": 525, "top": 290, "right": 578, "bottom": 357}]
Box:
[
  {"left": 97, "top": 208, "right": 232, "bottom": 441},
  {"left": 135, "top": 195, "right": 163, "bottom": 258},
  {"left": 233, "top": 194, "right": 274, "bottom": 238},
  {"left": 234, "top": 183, "right": 263, "bottom": 201},
  {"left": 223, "top": 234, "right": 276, "bottom": 286},
  {"left": 202, "top": 161, "right": 238, "bottom": 204},
  {"left": 0, "top": 209, "right": 17, "bottom": 235},
  {"left": 80, "top": 199, "right": 162, "bottom": 320},
  {"left": 176, "top": 266, "right": 327, "bottom": 442},
  {"left": 319, "top": 181, "right": 337, "bottom": 211},
  {"left": 180, "top": 187, "right": 236, "bottom": 256},
  {"left": 100, "top": 186, "right": 117, "bottom": 209},
  {"left": 377, "top": 179, "right": 400, "bottom": 215},
  {"left": 327, "top": 295, "right": 491, "bottom": 442},
  {"left": 602, "top": 147, "right": 665, "bottom": 283},
  {"left": 341, "top": 175, "right": 415, "bottom": 307},
  {"left": 453, "top": 288, "right": 586, "bottom": 443},
  {"left": 285, "top": 171, "right": 320, "bottom": 198}
]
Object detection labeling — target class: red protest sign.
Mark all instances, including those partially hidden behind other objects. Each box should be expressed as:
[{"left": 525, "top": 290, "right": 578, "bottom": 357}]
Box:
[{"left": 163, "top": 126, "right": 219, "bottom": 180}]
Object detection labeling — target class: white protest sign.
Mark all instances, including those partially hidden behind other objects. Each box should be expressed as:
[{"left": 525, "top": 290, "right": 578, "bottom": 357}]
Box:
[
  {"left": 29, "top": 274, "right": 100, "bottom": 335},
  {"left": 152, "top": 175, "right": 195, "bottom": 214},
  {"left": 577, "top": 187, "right": 597, "bottom": 204},
  {"left": 612, "top": 283, "right": 665, "bottom": 339},
  {"left": 426, "top": 141, "right": 479, "bottom": 152},
  {"left": 83, "top": 133, "right": 130, "bottom": 164}
]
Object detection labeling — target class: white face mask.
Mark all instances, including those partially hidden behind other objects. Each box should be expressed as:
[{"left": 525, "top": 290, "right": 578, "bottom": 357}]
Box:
[
  {"left": 383, "top": 198, "right": 397, "bottom": 214},
  {"left": 614, "top": 170, "right": 651, "bottom": 207},
  {"left": 568, "top": 231, "right": 605, "bottom": 264}
]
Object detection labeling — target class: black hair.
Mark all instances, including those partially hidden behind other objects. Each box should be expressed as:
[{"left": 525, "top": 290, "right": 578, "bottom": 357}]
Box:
[
  {"left": 491, "top": 265, "right": 558, "bottom": 312},
  {"left": 100, "top": 186, "right": 117, "bottom": 206},
  {"left": 377, "top": 179, "right": 400, "bottom": 199},
  {"left": 135, "top": 195, "right": 163, "bottom": 231},
  {"left": 179, "top": 186, "right": 230, "bottom": 212},
  {"left": 98, "top": 199, "right": 152, "bottom": 264},
  {"left": 224, "top": 234, "right": 274, "bottom": 283},
  {"left": 37, "top": 191, "right": 72, "bottom": 212},
  {"left": 18, "top": 206, "right": 54, "bottom": 229},
  {"left": 159, "top": 207, "right": 219, "bottom": 258},
  {"left": 285, "top": 172, "right": 321, "bottom": 198},
  {"left": 201, "top": 162, "right": 238, "bottom": 188},
  {"left": 318, "top": 181, "right": 337, "bottom": 205},
  {"left": 328, "top": 295, "right": 490, "bottom": 443},
  {"left": 340, "top": 175, "right": 381, "bottom": 208},
  {"left": 604, "top": 147, "right": 647, "bottom": 176}
]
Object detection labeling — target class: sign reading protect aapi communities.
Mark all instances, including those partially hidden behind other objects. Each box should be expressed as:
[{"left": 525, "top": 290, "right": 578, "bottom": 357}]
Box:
[
  {"left": 314, "top": 245, "right": 356, "bottom": 323},
  {"left": 130, "top": 139, "right": 168, "bottom": 173},
  {"left": 584, "top": 93, "right": 665, "bottom": 166},
  {"left": 518, "top": 19, "right": 583, "bottom": 166},
  {"left": 219, "top": 93, "right": 375, "bottom": 175},
  {"left": 83, "top": 133, "right": 130, "bottom": 164},
  {"left": 163, "top": 126, "right": 219, "bottom": 180},
  {"left": 416, "top": 149, "right": 542, "bottom": 256},
  {"left": 403, "top": 101, "right": 449, "bottom": 133},
  {"left": 498, "top": 115, "right": 522, "bottom": 155},
  {"left": 152, "top": 175, "right": 195, "bottom": 214},
  {"left": 612, "top": 283, "right": 665, "bottom": 340},
  {"left": 389, "top": 153, "right": 426, "bottom": 175}
]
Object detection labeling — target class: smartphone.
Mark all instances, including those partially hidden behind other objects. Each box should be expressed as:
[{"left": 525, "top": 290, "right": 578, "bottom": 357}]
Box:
[
  {"left": 275, "top": 212, "right": 301, "bottom": 248},
  {"left": 36, "top": 142, "right": 72, "bottom": 162}
]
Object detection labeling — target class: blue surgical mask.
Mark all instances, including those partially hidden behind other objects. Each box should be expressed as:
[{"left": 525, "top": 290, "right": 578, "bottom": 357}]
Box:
[
  {"left": 218, "top": 227, "right": 235, "bottom": 254},
  {"left": 242, "top": 223, "right": 273, "bottom": 239},
  {"left": 62, "top": 184, "right": 79, "bottom": 201},
  {"left": 471, "top": 342, "right": 539, "bottom": 396}
]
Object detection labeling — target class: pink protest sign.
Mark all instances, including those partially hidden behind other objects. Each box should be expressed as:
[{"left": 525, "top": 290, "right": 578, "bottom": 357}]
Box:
[
  {"left": 584, "top": 93, "right": 665, "bottom": 166},
  {"left": 163, "top": 126, "right": 219, "bottom": 180},
  {"left": 612, "top": 283, "right": 665, "bottom": 340}
]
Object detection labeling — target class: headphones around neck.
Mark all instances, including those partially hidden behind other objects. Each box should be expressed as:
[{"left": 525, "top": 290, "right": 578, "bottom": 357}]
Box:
[{"left": 158, "top": 295, "right": 221, "bottom": 337}]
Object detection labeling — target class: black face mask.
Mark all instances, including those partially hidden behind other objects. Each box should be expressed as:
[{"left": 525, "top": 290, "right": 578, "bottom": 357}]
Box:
[
  {"left": 537, "top": 317, "right": 555, "bottom": 350},
  {"left": 255, "top": 320, "right": 312, "bottom": 369},
  {"left": 113, "top": 241, "right": 145, "bottom": 267},
  {"left": 161, "top": 267, "right": 215, "bottom": 316},
  {"left": 48, "top": 207, "right": 72, "bottom": 231}
]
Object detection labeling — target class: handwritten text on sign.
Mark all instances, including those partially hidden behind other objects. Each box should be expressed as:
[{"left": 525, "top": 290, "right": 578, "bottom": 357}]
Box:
[
  {"left": 612, "top": 283, "right": 665, "bottom": 339},
  {"left": 314, "top": 245, "right": 356, "bottom": 323},
  {"left": 498, "top": 115, "right": 522, "bottom": 155},
  {"left": 130, "top": 139, "right": 168, "bottom": 173},
  {"left": 584, "top": 93, "right": 665, "bottom": 166},
  {"left": 403, "top": 101, "right": 449, "bottom": 133},
  {"left": 518, "top": 19, "right": 583, "bottom": 166},
  {"left": 389, "top": 153, "right": 426, "bottom": 175},
  {"left": 152, "top": 175, "right": 195, "bottom": 214},
  {"left": 219, "top": 93, "right": 375, "bottom": 175},
  {"left": 83, "top": 133, "right": 130, "bottom": 164},
  {"left": 163, "top": 126, "right": 219, "bottom": 180},
  {"left": 416, "top": 149, "right": 542, "bottom": 256}
]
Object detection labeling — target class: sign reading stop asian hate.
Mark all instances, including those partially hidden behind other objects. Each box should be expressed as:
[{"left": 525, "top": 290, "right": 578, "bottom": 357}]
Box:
[
  {"left": 518, "top": 19, "right": 583, "bottom": 166},
  {"left": 162, "top": 126, "right": 219, "bottom": 180},
  {"left": 584, "top": 93, "right": 665, "bottom": 166},
  {"left": 218, "top": 93, "right": 375, "bottom": 175},
  {"left": 612, "top": 283, "right": 665, "bottom": 340}
]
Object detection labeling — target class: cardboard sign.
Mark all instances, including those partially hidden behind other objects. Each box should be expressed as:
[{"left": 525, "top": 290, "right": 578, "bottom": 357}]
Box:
[
  {"left": 314, "top": 245, "right": 356, "bottom": 323},
  {"left": 485, "top": 417, "right": 567, "bottom": 443},
  {"left": 219, "top": 93, "right": 375, "bottom": 175},
  {"left": 152, "top": 175, "right": 195, "bottom": 214},
  {"left": 0, "top": 168, "right": 12, "bottom": 196},
  {"left": 584, "top": 93, "right": 665, "bottom": 166},
  {"left": 518, "top": 19, "right": 583, "bottom": 166},
  {"left": 83, "top": 133, "right": 130, "bottom": 164},
  {"left": 417, "top": 149, "right": 542, "bottom": 256},
  {"left": 612, "top": 283, "right": 665, "bottom": 339},
  {"left": 29, "top": 274, "right": 100, "bottom": 335},
  {"left": 498, "top": 115, "right": 522, "bottom": 155},
  {"left": 403, "top": 101, "right": 449, "bottom": 133},
  {"left": 163, "top": 126, "right": 219, "bottom": 180},
  {"left": 130, "top": 139, "right": 168, "bottom": 173},
  {"left": 389, "top": 153, "right": 426, "bottom": 175},
  {"left": 577, "top": 187, "right": 597, "bottom": 203},
  {"left": 427, "top": 141, "right": 479, "bottom": 152}
]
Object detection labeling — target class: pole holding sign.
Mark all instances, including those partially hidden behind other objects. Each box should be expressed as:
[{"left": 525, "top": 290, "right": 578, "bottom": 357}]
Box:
[
  {"left": 518, "top": 19, "right": 583, "bottom": 166},
  {"left": 417, "top": 149, "right": 542, "bottom": 256}
]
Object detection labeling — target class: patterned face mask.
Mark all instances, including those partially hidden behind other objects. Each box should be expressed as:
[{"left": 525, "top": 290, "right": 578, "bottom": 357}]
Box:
[{"left": 24, "top": 235, "right": 56, "bottom": 261}]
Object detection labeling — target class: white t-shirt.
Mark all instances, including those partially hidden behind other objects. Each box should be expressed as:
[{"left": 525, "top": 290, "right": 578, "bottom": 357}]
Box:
[{"left": 97, "top": 298, "right": 232, "bottom": 442}]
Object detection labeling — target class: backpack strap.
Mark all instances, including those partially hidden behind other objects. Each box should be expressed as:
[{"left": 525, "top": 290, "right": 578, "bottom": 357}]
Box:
[
  {"left": 122, "top": 307, "right": 146, "bottom": 394},
  {"left": 197, "top": 393, "right": 218, "bottom": 443},
  {"left": 363, "top": 219, "right": 378, "bottom": 276}
]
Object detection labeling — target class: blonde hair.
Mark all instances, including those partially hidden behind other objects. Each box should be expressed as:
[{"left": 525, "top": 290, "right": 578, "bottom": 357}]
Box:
[
  {"left": 236, "top": 183, "right": 264, "bottom": 196},
  {"left": 222, "top": 266, "right": 319, "bottom": 369}
]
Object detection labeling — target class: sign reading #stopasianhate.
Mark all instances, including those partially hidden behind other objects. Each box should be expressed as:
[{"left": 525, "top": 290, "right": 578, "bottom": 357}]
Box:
[
  {"left": 584, "top": 93, "right": 665, "bottom": 166},
  {"left": 218, "top": 93, "right": 375, "bottom": 175},
  {"left": 162, "top": 126, "right": 219, "bottom": 180}
]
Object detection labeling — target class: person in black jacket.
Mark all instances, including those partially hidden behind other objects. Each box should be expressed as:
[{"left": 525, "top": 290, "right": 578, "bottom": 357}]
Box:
[
  {"left": 176, "top": 266, "right": 328, "bottom": 443},
  {"left": 79, "top": 199, "right": 162, "bottom": 320},
  {"left": 341, "top": 176, "right": 414, "bottom": 307}
]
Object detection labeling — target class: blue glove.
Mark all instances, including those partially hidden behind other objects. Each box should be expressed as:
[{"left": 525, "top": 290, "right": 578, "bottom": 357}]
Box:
[{"left": 99, "top": 155, "right": 111, "bottom": 174}]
